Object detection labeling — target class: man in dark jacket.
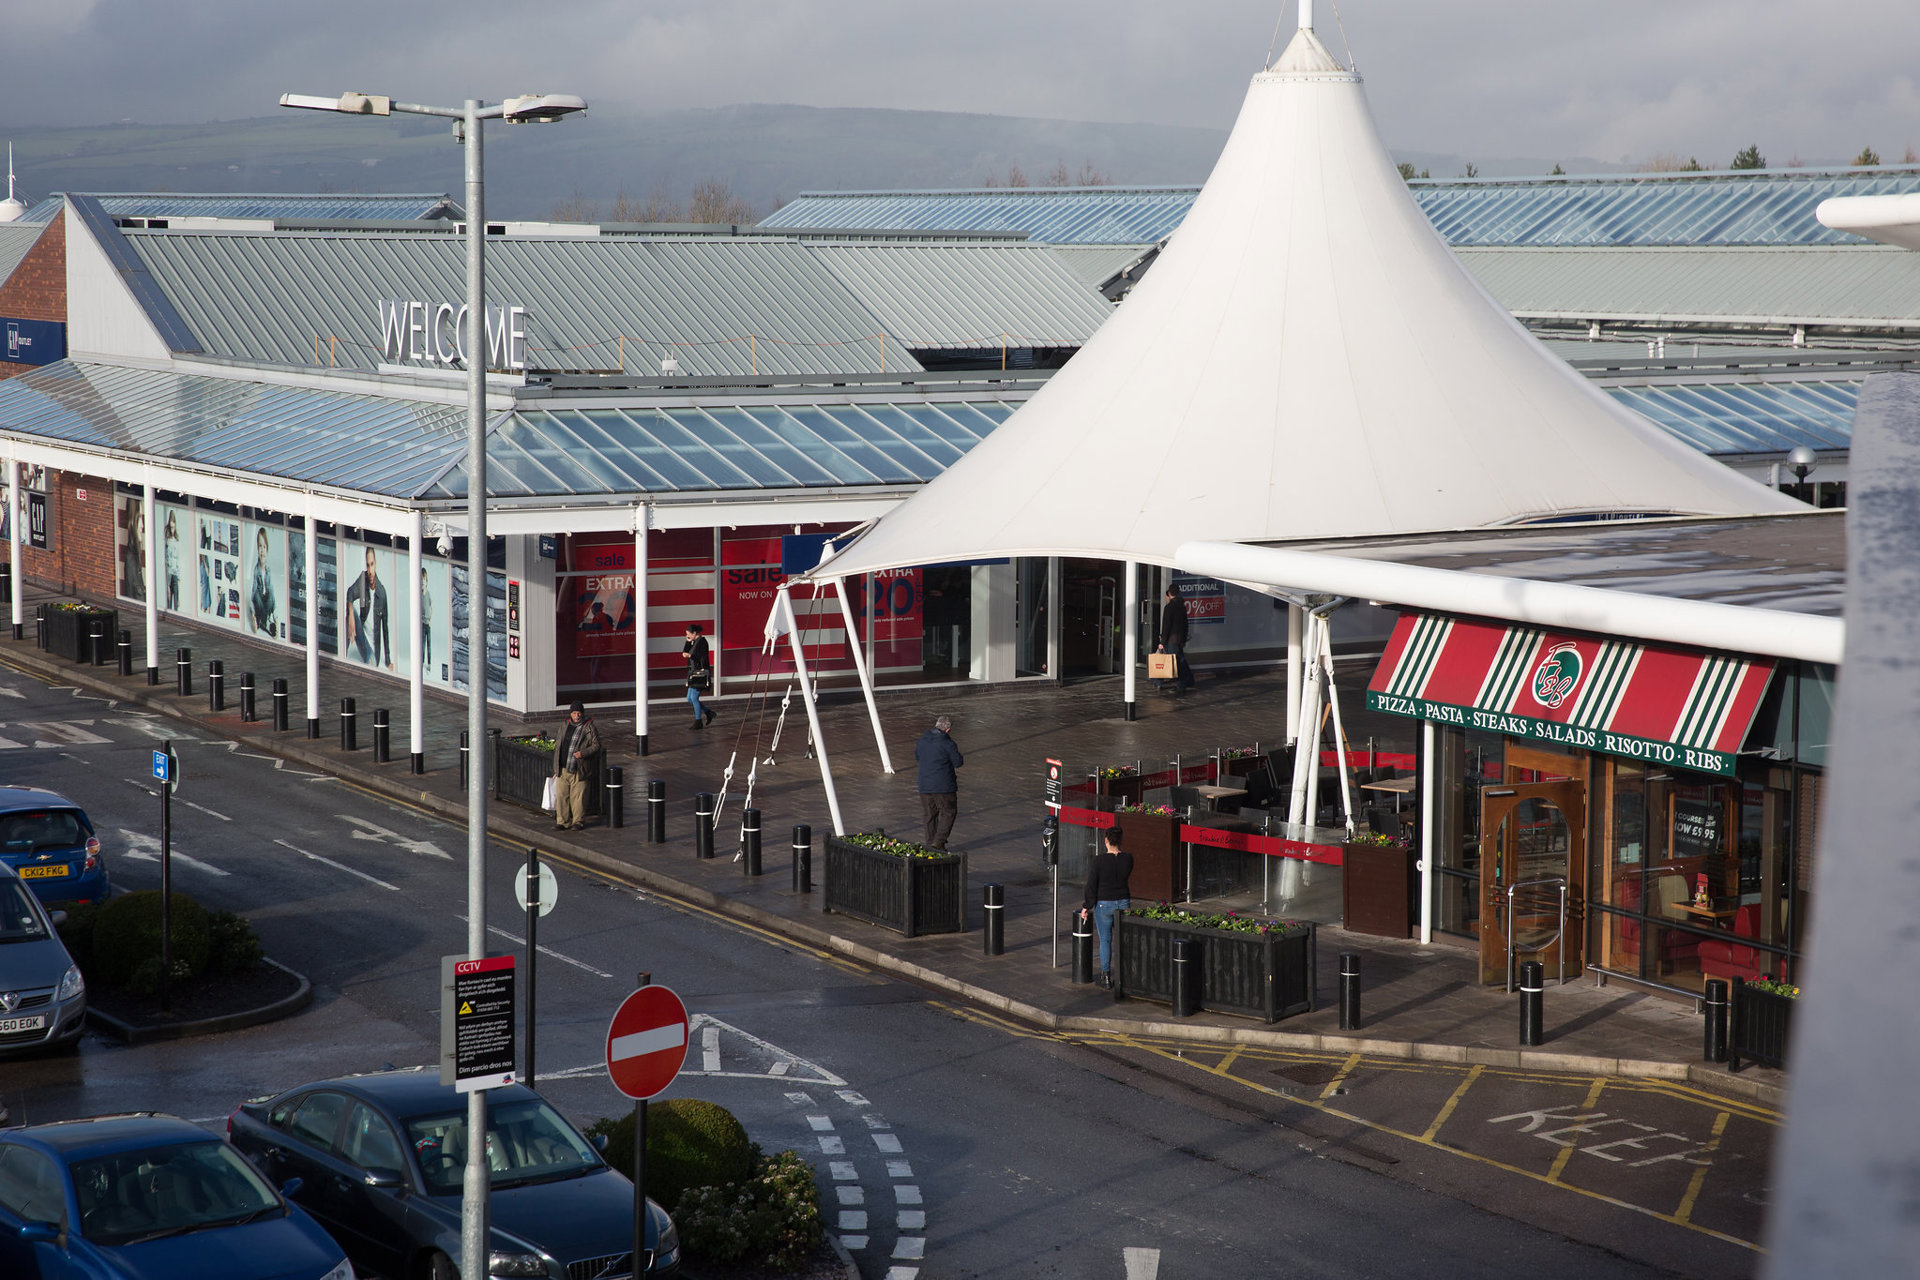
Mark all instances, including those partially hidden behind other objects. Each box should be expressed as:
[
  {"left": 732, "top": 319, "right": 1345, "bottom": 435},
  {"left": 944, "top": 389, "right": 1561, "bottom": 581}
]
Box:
[
  {"left": 1156, "top": 584, "right": 1195, "bottom": 694},
  {"left": 914, "top": 715, "right": 964, "bottom": 850},
  {"left": 551, "top": 700, "right": 602, "bottom": 831}
]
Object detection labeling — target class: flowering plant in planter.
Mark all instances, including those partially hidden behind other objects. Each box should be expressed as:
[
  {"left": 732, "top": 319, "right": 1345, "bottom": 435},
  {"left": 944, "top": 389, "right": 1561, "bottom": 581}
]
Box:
[
  {"left": 49, "top": 601, "right": 107, "bottom": 612},
  {"left": 510, "top": 733, "right": 557, "bottom": 752},
  {"left": 840, "top": 832, "right": 951, "bottom": 860},
  {"left": 1222, "top": 745, "right": 1259, "bottom": 760},
  {"left": 1346, "top": 830, "right": 1407, "bottom": 848},
  {"left": 1098, "top": 764, "right": 1138, "bottom": 780},
  {"left": 1117, "top": 803, "right": 1176, "bottom": 817},
  {"left": 1129, "top": 902, "right": 1302, "bottom": 937},
  {"left": 1747, "top": 976, "right": 1800, "bottom": 999}
]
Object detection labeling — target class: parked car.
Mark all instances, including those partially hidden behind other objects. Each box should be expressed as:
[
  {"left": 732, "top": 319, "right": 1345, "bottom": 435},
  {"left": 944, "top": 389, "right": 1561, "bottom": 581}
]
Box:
[
  {"left": 0, "top": 860, "right": 87, "bottom": 1054},
  {"left": 0, "top": 1112, "right": 353, "bottom": 1280},
  {"left": 0, "top": 785, "right": 109, "bottom": 907},
  {"left": 228, "top": 1070, "right": 680, "bottom": 1279}
]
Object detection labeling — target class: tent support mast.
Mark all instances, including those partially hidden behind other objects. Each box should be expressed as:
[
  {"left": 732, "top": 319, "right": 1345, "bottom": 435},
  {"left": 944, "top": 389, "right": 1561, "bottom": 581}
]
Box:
[
  {"left": 833, "top": 576, "right": 893, "bottom": 773},
  {"left": 1122, "top": 561, "right": 1139, "bottom": 720},
  {"left": 1321, "top": 622, "right": 1357, "bottom": 836},
  {"left": 780, "top": 583, "right": 844, "bottom": 835},
  {"left": 1286, "top": 603, "right": 1303, "bottom": 744}
]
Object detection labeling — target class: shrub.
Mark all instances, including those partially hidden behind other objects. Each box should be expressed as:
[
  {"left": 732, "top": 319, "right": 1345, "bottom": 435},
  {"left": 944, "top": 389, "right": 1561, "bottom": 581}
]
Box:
[
  {"left": 675, "top": 1148, "right": 822, "bottom": 1272},
  {"left": 205, "top": 909, "right": 264, "bottom": 976},
  {"left": 92, "top": 891, "right": 211, "bottom": 989},
  {"left": 55, "top": 902, "right": 103, "bottom": 977},
  {"left": 584, "top": 1098, "right": 755, "bottom": 1212}
]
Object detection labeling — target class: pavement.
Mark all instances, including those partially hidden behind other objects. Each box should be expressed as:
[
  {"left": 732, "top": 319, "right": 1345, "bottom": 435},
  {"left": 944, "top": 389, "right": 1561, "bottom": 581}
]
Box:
[{"left": 3, "top": 587, "right": 1786, "bottom": 1110}]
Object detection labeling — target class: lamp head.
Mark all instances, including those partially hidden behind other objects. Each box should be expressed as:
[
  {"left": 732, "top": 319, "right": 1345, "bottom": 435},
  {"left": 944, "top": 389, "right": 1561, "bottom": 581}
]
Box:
[
  {"left": 502, "top": 93, "right": 587, "bottom": 123},
  {"left": 280, "top": 92, "right": 391, "bottom": 116},
  {"left": 1787, "top": 445, "right": 1817, "bottom": 470}
]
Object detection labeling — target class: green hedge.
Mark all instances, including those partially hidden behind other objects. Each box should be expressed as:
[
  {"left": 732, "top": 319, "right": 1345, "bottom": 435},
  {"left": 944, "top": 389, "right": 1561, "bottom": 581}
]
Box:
[
  {"left": 586, "top": 1098, "right": 754, "bottom": 1213},
  {"left": 676, "top": 1149, "right": 823, "bottom": 1271},
  {"left": 62, "top": 892, "right": 264, "bottom": 993}
]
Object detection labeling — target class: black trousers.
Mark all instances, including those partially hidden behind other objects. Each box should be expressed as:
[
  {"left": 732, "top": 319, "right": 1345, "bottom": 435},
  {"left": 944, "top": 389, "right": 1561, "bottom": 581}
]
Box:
[{"left": 920, "top": 792, "right": 957, "bottom": 849}]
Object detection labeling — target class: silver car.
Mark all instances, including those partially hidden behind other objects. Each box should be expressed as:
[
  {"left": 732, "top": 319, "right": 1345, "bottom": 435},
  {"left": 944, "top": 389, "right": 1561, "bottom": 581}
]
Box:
[{"left": 0, "top": 860, "right": 86, "bottom": 1053}]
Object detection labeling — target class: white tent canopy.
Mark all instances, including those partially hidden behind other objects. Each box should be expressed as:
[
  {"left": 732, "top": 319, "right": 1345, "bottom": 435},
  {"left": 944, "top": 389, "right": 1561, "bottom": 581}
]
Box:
[{"left": 815, "top": 26, "right": 1798, "bottom": 582}]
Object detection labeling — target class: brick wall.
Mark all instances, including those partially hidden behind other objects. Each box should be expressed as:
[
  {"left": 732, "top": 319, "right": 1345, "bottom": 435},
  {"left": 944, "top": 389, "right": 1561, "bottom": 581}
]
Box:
[
  {"left": 15, "top": 471, "right": 116, "bottom": 602},
  {"left": 0, "top": 216, "right": 65, "bottom": 384}
]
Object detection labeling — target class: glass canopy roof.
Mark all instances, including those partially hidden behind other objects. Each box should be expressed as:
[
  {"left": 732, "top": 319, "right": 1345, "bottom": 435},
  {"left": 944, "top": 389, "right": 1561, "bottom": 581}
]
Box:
[{"left": 1604, "top": 380, "right": 1859, "bottom": 455}]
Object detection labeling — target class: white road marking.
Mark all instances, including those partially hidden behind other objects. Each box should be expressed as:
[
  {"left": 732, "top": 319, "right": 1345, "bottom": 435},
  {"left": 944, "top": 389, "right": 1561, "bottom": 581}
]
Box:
[
  {"left": 1123, "top": 1247, "right": 1162, "bottom": 1280},
  {"left": 872, "top": 1133, "right": 903, "bottom": 1153},
  {"left": 0, "top": 685, "right": 25, "bottom": 699},
  {"left": 786, "top": 1092, "right": 816, "bottom": 1106},
  {"left": 0, "top": 735, "right": 26, "bottom": 749},
  {"left": 818, "top": 1136, "right": 845, "bottom": 1155},
  {"left": 15, "top": 720, "right": 112, "bottom": 746},
  {"left": 897, "top": 1211, "right": 925, "bottom": 1230},
  {"left": 838, "top": 1211, "right": 867, "bottom": 1231},
  {"left": 863, "top": 1114, "right": 890, "bottom": 1129},
  {"left": 891, "top": 1237, "right": 925, "bottom": 1260},
  {"left": 836, "top": 1090, "right": 870, "bottom": 1106},
  {"left": 702, "top": 1024, "right": 720, "bottom": 1072},
  {"left": 885, "top": 1269, "right": 919, "bottom": 1280},
  {"left": 835, "top": 1187, "right": 864, "bottom": 1205},
  {"left": 126, "top": 720, "right": 203, "bottom": 744},
  {"left": 828, "top": 1162, "right": 857, "bottom": 1181},
  {"left": 118, "top": 829, "right": 230, "bottom": 878},
  {"left": 840, "top": 1236, "right": 868, "bottom": 1251},
  {"left": 273, "top": 839, "right": 400, "bottom": 892},
  {"left": 685, "top": 1014, "right": 847, "bottom": 1086},
  {"left": 455, "top": 917, "right": 614, "bottom": 978},
  {"left": 341, "top": 816, "right": 452, "bottom": 860},
  {"left": 770, "top": 1060, "right": 790, "bottom": 1076},
  {"left": 886, "top": 1161, "right": 913, "bottom": 1179},
  {"left": 182, "top": 800, "right": 231, "bottom": 822},
  {"left": 894, "top": 1186, "right": 922, "bottom": 1205},
  {"left": 807, "top": 1115, "right": 835, "bottom": 1132}
]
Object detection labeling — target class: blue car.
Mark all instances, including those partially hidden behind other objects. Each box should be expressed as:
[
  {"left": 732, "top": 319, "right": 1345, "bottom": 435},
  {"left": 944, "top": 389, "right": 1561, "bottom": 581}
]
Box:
[
  {"left": 0, "top": 786, "right": 109, "bottom": 908},
  {"left": 0, "top": 1112, "right": 353, "bottom": 1280},
  {"left": 228, "top": 1070, "right": 680, "bottom": 1279}
]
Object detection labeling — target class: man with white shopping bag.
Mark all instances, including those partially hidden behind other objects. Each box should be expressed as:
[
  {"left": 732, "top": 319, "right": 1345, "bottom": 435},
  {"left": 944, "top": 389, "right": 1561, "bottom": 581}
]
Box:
[{"left": 551, "top": 700, "right": 602, "bottom": 830}]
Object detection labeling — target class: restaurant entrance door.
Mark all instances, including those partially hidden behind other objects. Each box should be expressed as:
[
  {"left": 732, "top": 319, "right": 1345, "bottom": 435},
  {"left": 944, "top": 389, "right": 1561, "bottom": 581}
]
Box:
[{"left": 1478, "top": 780, "right": 1586, "bottom": 986}]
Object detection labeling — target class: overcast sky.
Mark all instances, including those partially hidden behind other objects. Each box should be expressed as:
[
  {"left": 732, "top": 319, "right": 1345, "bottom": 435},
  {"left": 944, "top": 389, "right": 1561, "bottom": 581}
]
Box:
[{"left": 4, "top": 0, "right": 1915, "bottom": 169}]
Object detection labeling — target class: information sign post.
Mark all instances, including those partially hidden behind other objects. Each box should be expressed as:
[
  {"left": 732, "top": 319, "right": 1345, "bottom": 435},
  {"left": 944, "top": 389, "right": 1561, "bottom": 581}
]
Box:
[
  {"left": 152, "top": 746, "right": 176, "bottom": 1012},
  {"left": 441, "top": 954, "right": 518, "bottom": 1093}
]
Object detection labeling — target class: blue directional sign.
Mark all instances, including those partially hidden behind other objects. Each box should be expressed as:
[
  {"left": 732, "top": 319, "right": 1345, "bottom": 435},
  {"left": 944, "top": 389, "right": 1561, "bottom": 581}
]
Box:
[{"left": 152, "top": 750, "right": 171, "bottom": 782}]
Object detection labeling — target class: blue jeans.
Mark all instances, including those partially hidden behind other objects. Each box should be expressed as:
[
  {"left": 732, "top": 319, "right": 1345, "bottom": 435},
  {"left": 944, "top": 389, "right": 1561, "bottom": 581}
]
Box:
[
  {"left": 686, "top": 682, "right": 706, "bottom": 720},
  {"left": 1093, "top": 898, "right": 1129, "bottom": 974}
]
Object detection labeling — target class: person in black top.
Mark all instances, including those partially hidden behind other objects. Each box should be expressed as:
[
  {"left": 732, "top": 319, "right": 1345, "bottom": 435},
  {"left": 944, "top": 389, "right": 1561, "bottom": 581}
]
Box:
[
  {"left": 913, "top": 715, "right": 964, "bottom": 850},
  {"left": 1081, "top": 827, "right": 1134, "bottom": 988},
  {"left": 683, "top": 623, "right": 715, "bottom": 730},
  {"left": 1156, "top": 584, "right": 1194, "bottom": 694}
]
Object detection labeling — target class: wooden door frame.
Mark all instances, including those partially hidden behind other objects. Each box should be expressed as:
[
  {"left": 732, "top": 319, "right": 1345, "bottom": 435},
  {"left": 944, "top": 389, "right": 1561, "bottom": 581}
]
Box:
[{"left": 1479, "top": 778, "right": 1588, "bottom": 986}]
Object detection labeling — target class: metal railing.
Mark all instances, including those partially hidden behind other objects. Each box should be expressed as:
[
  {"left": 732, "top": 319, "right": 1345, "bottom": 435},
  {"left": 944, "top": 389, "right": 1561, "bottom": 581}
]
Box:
[{"left": 1506, "top": 877, "right": 1569, "bottom": 993}]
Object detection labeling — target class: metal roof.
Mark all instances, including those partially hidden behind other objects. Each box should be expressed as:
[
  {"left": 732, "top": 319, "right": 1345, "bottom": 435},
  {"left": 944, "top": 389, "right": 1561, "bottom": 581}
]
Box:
[
  {"left": 1604, "top": 379, "right": 1860, "bottom": 455},
  {"left": 1456, "top": 244, "right": 1920, "bottom": 330},
  {"left": 1046, "top": 244, "right": 1156, "bottom": 292},
  {"left": 805, "top": 242, "right": 1114, "bottom": 350},
  {"left": 17, "top": 192, "right": 460, "bottom": 225},
  {"left": 764, "top": 167, "right": 1920, "bottom": 248},
  {"left": 123, "top": 230, "right": 922, "bottom": 377},
  {"left": 0, "top": 222, "right": 44, "bottom": 290}
]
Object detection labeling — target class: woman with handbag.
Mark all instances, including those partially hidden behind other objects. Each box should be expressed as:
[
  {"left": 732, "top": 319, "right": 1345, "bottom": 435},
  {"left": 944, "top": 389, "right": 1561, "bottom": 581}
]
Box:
[{"left": 683, "top": 623, "right": 716, "bottom": 730}]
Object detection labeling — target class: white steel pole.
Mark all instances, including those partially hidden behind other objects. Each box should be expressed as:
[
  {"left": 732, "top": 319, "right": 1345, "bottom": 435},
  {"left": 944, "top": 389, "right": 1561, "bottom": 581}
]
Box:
[
  {"left": 142, "top": 482, "right": 158, "bottom": 680},
  {"left": 832, "top": 576, "right": 894, "bottom": 773},
  {"left": 304, "top": 502, "right": 319, "bottom": 738},
  {"left": 1419, "top": 719, "right": 1436, "bottom": 944},
  {"left": 1287, "top": 612, "right": 1323, "bottom": 826},
  {"left": 408, "top": 510, "right": 424, "bottom": 772},
  {"left": 7, "top": 459, "right": 18, "bottom": 638},
  {"left": 635, "top": 506, "right": 649, "bottom": 755},
  {"left": 1300, "top": 0, "right": 1314, "bottom": 31},
  {"left": 1122, "top": 561, "right": 1139, "bottom": 718},
  {"left": 460, "top": 97, "right": 491, "bottom": 1280},
  {"left": 1321, "top": 628, "right": 1356, "bottom": 836},
  {"left": 1046, "top": 556, "right": 1062, "bottom": 679},
  {"left": 780, "top": 585, "right": 844, "bottom": 834},
  {"left": 1286, "top": 603, "right": 1303, "bottom": 744}
]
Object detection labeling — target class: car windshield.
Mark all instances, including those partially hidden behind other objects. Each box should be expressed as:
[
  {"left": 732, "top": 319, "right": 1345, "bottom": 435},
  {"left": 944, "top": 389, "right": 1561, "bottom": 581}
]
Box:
[
  {"left": 0, "top": 810, "right": 85, "bottom": 854},
  {"left": 0, "top": 882, "right": 49, "bottom": 942},
  {"left": 72, "top": 1140, "right": 283, "bottom": 1247},
  {"left": 405, "top": 1098, "right": 601, "bottom": 1193}
]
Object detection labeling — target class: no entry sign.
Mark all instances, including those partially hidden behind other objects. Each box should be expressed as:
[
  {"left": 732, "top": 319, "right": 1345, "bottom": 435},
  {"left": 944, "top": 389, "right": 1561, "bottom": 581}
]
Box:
[{"left": 605, "top": 985, "right": 689, "bottom": 1101}]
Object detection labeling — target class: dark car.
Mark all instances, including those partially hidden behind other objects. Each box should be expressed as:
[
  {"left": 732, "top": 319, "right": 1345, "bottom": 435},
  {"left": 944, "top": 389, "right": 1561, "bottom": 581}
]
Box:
[
  {"left": 0, "top": 860, "right": 87, "bottom": 1054},
  {"left": 0, "top": 785, "right": 109, "bottom": 907},
  {"left": 227, "top": 1070, "right": 680, "bottom": 1280},
  {"left": 0, "top": 1112, "right": 353, "bottom": 1280}
]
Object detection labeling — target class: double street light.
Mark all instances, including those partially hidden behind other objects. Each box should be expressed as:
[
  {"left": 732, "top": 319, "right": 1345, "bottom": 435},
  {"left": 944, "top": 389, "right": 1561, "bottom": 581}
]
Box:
[{"left": 281, "top": 86, "right": 586, "bottom": 1280}]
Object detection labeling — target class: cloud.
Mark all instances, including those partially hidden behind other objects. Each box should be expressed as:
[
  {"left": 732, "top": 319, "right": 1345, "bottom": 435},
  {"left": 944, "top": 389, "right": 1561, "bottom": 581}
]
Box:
[{"left": 1, "top": 0, "right": 1914, "bottom": 168}]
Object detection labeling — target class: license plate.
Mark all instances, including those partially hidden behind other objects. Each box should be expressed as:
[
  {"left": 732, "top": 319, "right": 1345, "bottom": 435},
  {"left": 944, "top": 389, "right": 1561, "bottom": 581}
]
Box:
[
  {"left": 0, "top": 1016, "right": 47, "bottom": 1034},
  {"left": 19, "top": 865, "right": 69, "bottom": 879}
]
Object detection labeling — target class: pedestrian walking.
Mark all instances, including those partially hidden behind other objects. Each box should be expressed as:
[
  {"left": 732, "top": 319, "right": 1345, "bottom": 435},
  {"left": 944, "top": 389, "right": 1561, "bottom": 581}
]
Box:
[
  {"left": 914, "top": 714, "right": 964, "bottom": 849},
  {"left": 1155, "top": 584, "right": 1195, "bottom": 694},
  {"left": 551, "top": 700, "right": 602, "bottom": 830},
  {"left": 684, "top": 623, "right": 715, "bottom": 730},
  {"left": 1081, "top": 827, "right": 1134, "bottom": 988}
]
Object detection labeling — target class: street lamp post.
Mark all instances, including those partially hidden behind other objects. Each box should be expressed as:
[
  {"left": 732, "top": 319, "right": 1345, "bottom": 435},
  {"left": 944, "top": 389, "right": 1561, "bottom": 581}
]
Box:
[
  {"left": 281, "top": 88, "right": 585, "bottom": 1280},
  {"left": 1787, "top": 444, "right": 1818, "bottom": 504}
]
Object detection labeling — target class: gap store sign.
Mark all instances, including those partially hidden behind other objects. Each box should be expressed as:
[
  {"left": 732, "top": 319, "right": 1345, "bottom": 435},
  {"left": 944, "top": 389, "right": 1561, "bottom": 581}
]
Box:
[
  {"left": 379, "top": 299, "right": 528, "bottom": 371},
  {"left": 2, "top": 318, "right": 65, "bottom": 367}
]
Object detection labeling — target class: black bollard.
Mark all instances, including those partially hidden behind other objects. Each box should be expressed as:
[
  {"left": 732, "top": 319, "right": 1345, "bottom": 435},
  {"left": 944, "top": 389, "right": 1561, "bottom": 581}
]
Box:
[
  {"left": 1071, "top": 912, "right": 1094, "bottom": 985},
  {"left": 207, "top": 660, "right": 225, "bottom": 712},
  {"left": 271, "top": 678, "right": 289, "bottom": 731},
  {"left": 983, "top": 883, "right": 1005, "bottom": 956},
  {"left": 1519, "top": 960, "right": 1545, "bottom": 1047},
  {"left": 89, "top": 618, "right": 107, "bottom": 666},
  {"left": 34, "top": 604, "right": 45, "bottom": 650},
  {"left": 792, "top": 824, "right": 812, "bottom": 893},
  {"left": 1171, "top": 937, "right": 1195, "bottom": 1017},
  {"left": 742, "top": 808, "right": 761, "bottom": 876},
  {"left": 175, "top": 647, "right": 193, "bottom": 696},
  {"left": 117, "top": 628, "right": 133, "bottom": 677},
  {"left": 694, "top": 792, "right": 715, "bottom": 859},
  {"left": 339, "top": 697, "right": 357, "bottom": 751},
  {"left": 1703, "top": 978, "right": 1729, "bottom": 1064},
  {"left": 239, "top": 673, "right": 256, "bottom": 723},
  {"left": 648, "top": 780, "right": 666, "bottom": 844},
  {"left": 372, "top": 708, "right": 390, "bottom": 763},
  {"left": 1339, "top": 952, "right": 1362, "bottom": 1031},
  {"left": 606, "top": 766, "right": 625, "bottom": 829}
]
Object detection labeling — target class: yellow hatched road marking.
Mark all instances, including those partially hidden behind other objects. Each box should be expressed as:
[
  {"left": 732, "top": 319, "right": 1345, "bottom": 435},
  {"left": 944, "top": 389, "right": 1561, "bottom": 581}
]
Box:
[
  {"left": 1674, "top": 1111, "right": 1733, "bottom": 1224},
  {"left": 1321, "top": 1052, "right": 1362, "bottom": 1101},
  {"left": 1423, "top": 1064, "right": 1484, "bottom": 1142},
  {"left": 1548, "top": 1078, "right": 1609, "bottom": 1182}
]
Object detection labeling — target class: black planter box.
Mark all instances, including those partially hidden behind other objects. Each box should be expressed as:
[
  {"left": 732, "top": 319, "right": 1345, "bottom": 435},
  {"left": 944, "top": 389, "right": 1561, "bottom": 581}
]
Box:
[
  {"left": 823, "top": 837, "right": 967, "bottom": 937},
  {"left": 493, "top": 733, "right": 602, "bottom": 820},
  {"left": 1729, "top": 977, "right": 1794, "bottom": 1072},
  {"left": 1116, "top": 913, "right": 1316, "bottom": 1023},
  {"left": 44, "top": 606, "right": 117, "bottom": 664}
]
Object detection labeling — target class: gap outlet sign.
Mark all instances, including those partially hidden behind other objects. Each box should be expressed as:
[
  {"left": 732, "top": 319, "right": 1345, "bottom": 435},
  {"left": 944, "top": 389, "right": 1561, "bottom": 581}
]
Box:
[
  {"left": 2, "top": 318, "right": 65, "bottom": 367},
  {"left": 379, "top": 299, "right": 528, "bottom": 371}
]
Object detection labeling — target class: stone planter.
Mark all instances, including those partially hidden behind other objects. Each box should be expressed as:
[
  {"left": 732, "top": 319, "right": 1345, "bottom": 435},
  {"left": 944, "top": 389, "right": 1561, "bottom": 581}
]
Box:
[
  {"left": 493, "top": 733, "right": 602, "bottom": 820},
  {"left": 44, "top": 605, "right": 117, "bottom": 664},
  {"left": 1116, "top": 913, "right": 1316, "bottom": 1023},
  {"left": 1114, "top": 811, "right": 1181, "bottom": 903},
  {"left": 1340, "top": 841, "right": 1416, "bottom": 939},
  {"left": 1729, "top": 978, "right": 1794, "bottom": 1072},
  {"left": 823, "top": 837, "right": 967, "bottom": 937}
]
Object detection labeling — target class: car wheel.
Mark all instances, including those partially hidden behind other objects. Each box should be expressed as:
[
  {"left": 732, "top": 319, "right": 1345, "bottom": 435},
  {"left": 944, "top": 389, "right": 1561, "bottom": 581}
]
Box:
[{"left": 427, "top": 1252, "right": 460, "bottom": 1280}]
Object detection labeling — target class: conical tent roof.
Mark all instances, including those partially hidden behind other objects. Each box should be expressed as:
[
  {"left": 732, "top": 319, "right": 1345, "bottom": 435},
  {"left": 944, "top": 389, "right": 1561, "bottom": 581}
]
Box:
[{"left": 817, "top": 28, "right": 1798, "bottom": 580}]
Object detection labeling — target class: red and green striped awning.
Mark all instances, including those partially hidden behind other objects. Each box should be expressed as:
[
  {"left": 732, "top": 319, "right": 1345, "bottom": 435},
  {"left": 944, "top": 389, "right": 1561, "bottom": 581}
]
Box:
[{"left": 1366, "top": 612, "right": 1775, "bottom": 777}]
